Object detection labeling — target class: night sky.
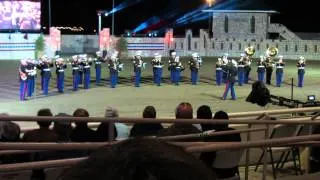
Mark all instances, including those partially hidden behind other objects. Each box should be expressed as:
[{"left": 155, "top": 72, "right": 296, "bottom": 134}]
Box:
[{"left": 41, "top": 0, "right": 319, "bottom": 35}]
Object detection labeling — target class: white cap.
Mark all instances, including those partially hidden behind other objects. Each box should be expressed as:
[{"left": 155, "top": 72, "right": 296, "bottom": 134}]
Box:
[
  {"left": 56, "top": 58, "right": 63, "bottom": 62},
  {"left": 171, "top": 51, "right": 176, "bottom": 56},
  {"left": 135, "top": 51, "right": 142, "bottom": 56},
  {"left": 96, "top": 51, "right": 102, "bottom": 55},
  {"left": 299, "top": 56, "right": 305, "bottom": 60},
  {"left": 278, "top": 55, "right": 283, "bottom": 58},
  {"left": 192, "top": 52, "right": 198, "bottom": 58},
  {"left": 20, "top": 59, "right": 27, "bottom": 64},
  {"left": 41, "top": 55, "right": 48, "bottom": 59},
  {"left": 240, "top": 53, "right": 245, "bottom": 57},
  {"left": 154, "top": 53, "right": 161, "bottom": 58},
  {"left": 218, "top": 58, "right": 222, "bottom": 61},
  {"left": 72, "top": 55, "right": 78, "bottom": 59},
  {"left": 224, "top": 53, "right": 229, "bottom": 57},
  {"left": 260, "top": 55, "right": 264, "bottom": 59},
  {"left": 54, "top": 55, "right": 60, "bottom": 59}
]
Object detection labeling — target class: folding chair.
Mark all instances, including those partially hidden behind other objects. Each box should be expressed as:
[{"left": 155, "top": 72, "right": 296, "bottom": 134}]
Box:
[
  {"left": 254, "top": 124, "right": 301, "bottom": 179},
  {"left": 212, "top": 149, "right": 244, "bottom": 180}
]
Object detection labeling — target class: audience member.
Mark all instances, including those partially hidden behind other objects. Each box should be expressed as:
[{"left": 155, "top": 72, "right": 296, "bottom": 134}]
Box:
[
  {"left": 197, "top": 105, "right": 213, "bottom": 131},
  {"left": 96, "top": 107, "right": 118, "bottom": 141},
  {"left": 22, "top": 109, "right": 57, "bottom": 142},
  {"left": 157, "top": 102, "right": 201, "bottom": 139},
  {"left": 54, "top": 113, "right": 73, "bottom": 142},
  {"left": 58, "top": 139, "right": 215, "bottom": 180},
  {"left": 130, "top": 106, "right": 163, "bottom": 137},
  {"left": 200, "top": 111, "right": 241, "bottom": 179},
  {"left": 0, "top": 113, "right": 22, "bottom": 164},
  {"left": 70, "top": 109, "right": 97, "bottom": 142}
]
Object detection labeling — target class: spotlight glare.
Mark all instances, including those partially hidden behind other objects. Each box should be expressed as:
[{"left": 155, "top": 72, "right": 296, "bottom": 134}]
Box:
[{"left": 104, "top": 12, "right": 109, "bottom": 16}]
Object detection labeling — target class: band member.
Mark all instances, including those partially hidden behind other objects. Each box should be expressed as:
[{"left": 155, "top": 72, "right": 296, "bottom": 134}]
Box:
[
  {"left": 265, "top": 56, "right": 274, "bottom": 85},
  {"left": 55, "top": 57, "right": 67, "bottom": 93},
  {"left": 108, "top": 51, "right": 123, "bottom": 88},
  {"left": 78, "top": 57, "right": 84, "bottom": 85},
  {"left": 257, "top": 56, "right": 266, "bottom": 82},
  {"left": 19, "top": 59, "right": 28, "bottom": 101},
  {"left": 168, "top": 50, "right": 176, "bottom": 83},
  {"left": 237, "top": 54, "right": 246, "bottom": 86},
  {"left": 297, "top": 56, "right": 306, "bottom": 88},
  {"left": 275, "top": 55, "right": 285, "bottom": 87},
  {"left": 71, "top": 55, "right": 80, "bottom": 91},
  {"left": 188, "top": 53, "right": 201, "bottom": 85},
  {"left": 173, "top": 56, "right": 185, "bottom": 86},
  {"left": 26, "top": 58, "right": 37, "bottom": 97},
  {"left": 37, "top": 56, "right": 53, "bottom": 95},
  {"left": 80, "top": 54, "right": 92, "bottom": 89},
  {"left": 95, "top": 51, "right": 105, "bottom": 84},
  {"left": 152, "top": 53, "right": 163, "bottom": 86},
  {"left": 222, "top": 53, "right": 229, "bottom": 83},
  {"left": 222, "top": 59, "right": 238, "bottom": 100},
  {"left": 215, "top": 58, "right": 224, "bottom": 86},
  {"left": 132, "top": 52, "right": 146, "bottom": 87},
  {"left": 243, "top": 55, "right": 252, "bottom": 84}
]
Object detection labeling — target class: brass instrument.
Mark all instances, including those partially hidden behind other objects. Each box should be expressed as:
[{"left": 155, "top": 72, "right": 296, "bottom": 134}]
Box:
[
  {"left": 266, "top": 47, "right": 278, "bottom": 57},
  {"left": 245, "top": 46, "right": 255, "bottom": 57}
]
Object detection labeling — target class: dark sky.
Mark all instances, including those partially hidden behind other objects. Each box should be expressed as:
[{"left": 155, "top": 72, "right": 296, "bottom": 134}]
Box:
[{"left": 41, "top": 0, "right": 320, "bottom": 35}]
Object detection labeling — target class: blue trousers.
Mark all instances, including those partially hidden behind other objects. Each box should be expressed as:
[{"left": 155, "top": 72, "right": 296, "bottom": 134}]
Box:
[
  {"left": 96, "top": 67, "right": 101, "bottom": 84},
  {"left": 244, "top": 68, "right": 250, "bottom": 84},
  {"left": 174, "top": 69, "right": 181, "bottom": 86},
  {"left": 170, "top": 69, "right": 174, "bottom": 83},
  {"left": 84, "top": 71, "right": 90, "bottom": 89},
  {"left": 191, "top": 69, "right": 198, "bottom": 85},
  {"left": 135, "top": 70, "right": 141, "bottom": 87},
  {"left": 223, "top": 81, "right": 236, "bottom": 100},
  {"left": 153, "top": 67, "right": 156, "bottom": 83},
  {"left": 155, "top": 68, "right": 162, "bottom": 86},
  {"left": 20, "top": 80, "right": 27, "bottom": 101},
  {"left": 27, "top": 78, "right": 33, "bottom": 97},
  {"left": 257, "top": 69, "right": 265, "bottom": 82},
  {"left": 216, "top": 70, "right": 223, "bottom": 86},
  {"left": 238, "top": 68, "right": 245, "bottom": 86},
  {"left": 276, "top": 71, "right": 283, "bottom": 87},
  {"left": 298, "top": 72, "right": 305, "bottom": 87},
  {"left": 73, "top": 72, "right": 79, "bottom": 91},
  {"left": 222, "top": 72, "right": 227, "bottom": 83},
  {"left": 78, "top": 71, "right": 83, "bottom": 84},
  {"left": 110, "top": 70, "right": 117, "bottom": 88},
  {"left": 57, "top": 73, "right": 64, "bottom": 93},
  {"left": 41, "top": 75, "right": 44, "bottom": 90},
  {"left": 43, "top": 73, "right": 50, "bottom": 95}
]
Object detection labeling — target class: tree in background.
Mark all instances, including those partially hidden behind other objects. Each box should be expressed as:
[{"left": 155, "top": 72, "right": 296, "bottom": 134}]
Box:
[
  {"left": 35, "top": 35, "right": 45, "bottom": 59},
  {"left": 116, "top": 36, "right": 128, "bottom": 58}
]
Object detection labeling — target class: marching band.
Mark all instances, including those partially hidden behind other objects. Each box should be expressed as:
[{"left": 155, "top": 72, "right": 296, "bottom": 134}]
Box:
[{"left": 18, "top": 48, "right": 307, "bottom": 101}]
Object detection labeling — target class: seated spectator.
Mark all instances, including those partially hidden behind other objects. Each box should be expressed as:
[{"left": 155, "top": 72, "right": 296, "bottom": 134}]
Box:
[
  {"left": 53, "top": 113, "right": 86, "bottom": 159},
  {"left": 197, "top": 105, "right": 213, "bottom": 131},
  {"left": 22, "top": 109, "right": 57, "bottom": 142},
  {"left": 58, "top": 139, "right": 215, "bottom": 180},
  {"left": 0, "top": 113, "right": 22, "bottom": 164},
  {"left": 70, "top": 109, "right": 97, "bottom": 142},
  {"left": 54, "top": 113, "right": 73, "bottom": 142},
  {"left": 96, "top": 107, "right": 118, "bottom": 141},
  {"left": 200, "top": 111, "right": 241, "bottom": 179},
  {"left": 129, "top": 106, "right": 163, "bottom": 137},
  {"left": 157, "top": 102, "right": 201, "bottom": 139}
]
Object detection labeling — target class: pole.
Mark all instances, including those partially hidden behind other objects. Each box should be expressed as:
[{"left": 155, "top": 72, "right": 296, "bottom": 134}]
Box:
[
  {"left": 98, "top": 14, "right": 102, "bottom": 33},
  {"left": 291, "top": 77, "right": 294, "bottom": 101},
  {"left": 48, "top": 0, "right": 52, "bottom": 28},
  {"left": 112, "top": 0, "right": 115, "bottom": 35}
]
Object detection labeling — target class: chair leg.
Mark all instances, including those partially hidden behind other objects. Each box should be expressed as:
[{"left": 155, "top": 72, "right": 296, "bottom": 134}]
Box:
[
  {"left": 292, "top": 149, "right": 298, "bottom": 175},
  {"left": 276, "top": 151, "right": 286, "bottom": 169},
  {"left": 293, "top": 147, "right": 303, "bottom": 174},
  {"left": 255, "top": 150, "right": 265, "bottom": 172},
  {"left": 269, "top": 150, "right": 277, "bottom": 179},
  {"left": 280, "top": 151, "right": 291, "bottom": 169}
]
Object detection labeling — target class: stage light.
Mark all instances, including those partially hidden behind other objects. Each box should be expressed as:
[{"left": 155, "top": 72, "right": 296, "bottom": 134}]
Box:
[
  {"left": 148, "top": 33, "right": 152, "bottom": 37},
  {"left": 154, "top": 33, "right": 157, "bottom": 37},
  {"left": 170, "top": 38, "right": 174, "bottom": 42},
  {"left": 127, "top": 32, "right": 131, "bottom": 36},
  {"left": 104, "top": 12, "right": 109, "bottom": 16}
]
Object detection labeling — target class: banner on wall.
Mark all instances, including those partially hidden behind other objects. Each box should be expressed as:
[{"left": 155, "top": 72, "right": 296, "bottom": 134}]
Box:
[
  {"left": 99, "top": 28, "right": 110, "bottom": 51},
  {"left": 49, "top": 27, "right": 61, "bottom": 51}
]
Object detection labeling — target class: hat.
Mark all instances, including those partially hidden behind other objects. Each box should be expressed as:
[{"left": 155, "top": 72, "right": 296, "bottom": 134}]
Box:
[
  {"left": 154, "top": 53, "right": 161, "bottom": 58},
  {"left": 135, "top": 51, "right": 142, "bottom": 56},
  {"left": 72, "top": 55, "right": 78, "bottom": 59},
  {"left": 299, "top": 56, "right": 305, "bottom": 60},
  {"left": 223, "top": 53, "right": 229, "bottom": 57},
  {"left": 170, "top": 51, "right": 176, "bottom": 56},
  {"left": 240, "top": 53, "right": 245, "bottom": 57},
  {"left": 105, "top": 107, "right": 119, "bottom": 118},
  {"left": 192, "top": 52, "right": 198, "bottom": 58},
  {"left": 56, "top": 58, "right": 63, "bottom": 62},
  {"left": 278, "top": 55, "right": 283, "bottom": 59}
]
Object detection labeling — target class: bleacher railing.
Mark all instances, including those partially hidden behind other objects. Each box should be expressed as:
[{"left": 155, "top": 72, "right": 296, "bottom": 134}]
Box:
[{"left": 0, "top": 106, "right": 320, "bottom": 180}]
